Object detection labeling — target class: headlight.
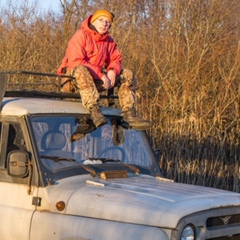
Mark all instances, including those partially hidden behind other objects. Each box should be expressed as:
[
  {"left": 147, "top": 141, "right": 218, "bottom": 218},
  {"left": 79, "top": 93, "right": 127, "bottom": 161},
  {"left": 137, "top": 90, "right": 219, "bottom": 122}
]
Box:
[{"left": 181, "top": 225, "right": 195, "bottom": 240}]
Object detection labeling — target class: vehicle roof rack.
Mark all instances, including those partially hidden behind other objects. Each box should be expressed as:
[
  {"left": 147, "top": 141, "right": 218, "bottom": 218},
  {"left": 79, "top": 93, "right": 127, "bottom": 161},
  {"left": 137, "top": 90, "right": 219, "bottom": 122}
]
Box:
[{"left": 1, "top": 70, "right": 118, "bottom": 106}]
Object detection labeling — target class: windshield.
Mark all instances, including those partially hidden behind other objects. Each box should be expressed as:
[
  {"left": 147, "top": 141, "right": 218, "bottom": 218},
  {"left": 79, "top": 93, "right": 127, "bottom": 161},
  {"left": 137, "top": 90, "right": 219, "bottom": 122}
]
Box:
[{"left": 30, "top": 115, "right": 157, "bottom": 173}]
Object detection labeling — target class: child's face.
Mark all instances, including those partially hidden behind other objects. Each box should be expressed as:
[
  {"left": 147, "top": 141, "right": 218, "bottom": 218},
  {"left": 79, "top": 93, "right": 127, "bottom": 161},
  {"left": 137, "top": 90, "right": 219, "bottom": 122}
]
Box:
[{"left": 92, "top": 16, "right": 111, "bottom": 35}]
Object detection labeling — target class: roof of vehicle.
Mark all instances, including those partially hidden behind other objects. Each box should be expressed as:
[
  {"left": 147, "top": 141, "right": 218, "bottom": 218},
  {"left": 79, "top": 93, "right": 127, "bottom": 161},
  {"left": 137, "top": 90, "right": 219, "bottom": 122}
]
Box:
[
  {"left": 0, "top": 70, "right": 121, "bottom": 116},
  {"left": 1, "top": 97, "right": 121, "bottom": 116}
]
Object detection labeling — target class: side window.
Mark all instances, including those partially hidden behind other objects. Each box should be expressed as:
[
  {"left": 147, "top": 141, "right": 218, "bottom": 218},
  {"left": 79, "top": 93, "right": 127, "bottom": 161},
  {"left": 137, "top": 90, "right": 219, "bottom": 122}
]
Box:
[
  {"left": 0, "top": 121, "right": 30, "bottom": 184},
  {"left": 7, "top": 123, "right": 26, "bottom": 155}
]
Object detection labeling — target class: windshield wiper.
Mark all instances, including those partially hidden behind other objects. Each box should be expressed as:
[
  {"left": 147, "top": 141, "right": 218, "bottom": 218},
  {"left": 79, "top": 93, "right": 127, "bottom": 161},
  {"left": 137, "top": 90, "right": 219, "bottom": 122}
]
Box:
[
  {"left": 123, "top": 163, "right": 140, "bottom": 174},
  {"left": 40, "top": 156, "right": 140, "bottom": 176},
  {"left": 41, "top": 155, "right": 76, "bottom": 162},
  {"left": 41, "top": 155, "right": 98, "bottom": 177},
  {"left": 86, "top": 158, "right": 121, "bottom": 163},
  {"left": 85, "top": 158, "right": 140, "bottom": 174}
]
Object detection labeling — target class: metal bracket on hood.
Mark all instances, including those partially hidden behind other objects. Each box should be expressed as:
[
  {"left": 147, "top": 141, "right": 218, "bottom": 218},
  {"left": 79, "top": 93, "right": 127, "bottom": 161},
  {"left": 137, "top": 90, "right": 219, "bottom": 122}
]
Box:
[
  {"left": 100, "top": 170, "right": 128, "bottom": 179},
  {"left": 156, "top": 176, "right": 174, "bottom": 182},
  {"left": 86, "top": 180, "right": 105, "bottom": 187}
]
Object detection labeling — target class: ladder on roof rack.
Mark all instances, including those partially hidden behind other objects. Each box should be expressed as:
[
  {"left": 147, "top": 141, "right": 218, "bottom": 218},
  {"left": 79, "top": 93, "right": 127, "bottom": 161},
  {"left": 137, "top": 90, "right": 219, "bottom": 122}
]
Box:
[{"left": 0, "top": 70, "right": 118, "bottom": 106}]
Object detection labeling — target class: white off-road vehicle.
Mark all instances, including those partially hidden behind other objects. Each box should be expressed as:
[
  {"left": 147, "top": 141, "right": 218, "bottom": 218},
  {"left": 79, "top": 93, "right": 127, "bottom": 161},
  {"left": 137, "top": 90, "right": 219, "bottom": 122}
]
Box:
[{"left": 0, "top": 71, "right": 240, "bottom": 240}]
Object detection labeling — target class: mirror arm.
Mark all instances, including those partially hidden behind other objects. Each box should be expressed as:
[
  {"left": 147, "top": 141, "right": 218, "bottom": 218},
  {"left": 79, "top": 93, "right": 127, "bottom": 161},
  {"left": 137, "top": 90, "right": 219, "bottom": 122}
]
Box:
[{"left": 27, "top": 160, "right": 33, "bottom": 195}]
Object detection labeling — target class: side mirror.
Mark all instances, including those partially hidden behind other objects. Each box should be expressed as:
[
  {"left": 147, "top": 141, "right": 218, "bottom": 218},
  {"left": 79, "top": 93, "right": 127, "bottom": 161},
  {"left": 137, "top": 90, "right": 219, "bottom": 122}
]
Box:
[{"left": 7, "top": 150, "right": 29, "bottom": 177}]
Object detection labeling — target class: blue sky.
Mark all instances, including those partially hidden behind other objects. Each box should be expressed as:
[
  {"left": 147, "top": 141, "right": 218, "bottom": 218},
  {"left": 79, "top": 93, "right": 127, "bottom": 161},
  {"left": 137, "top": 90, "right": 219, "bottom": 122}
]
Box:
[{"left": 0, "top": 0, "right": 61, "bottom": 12}]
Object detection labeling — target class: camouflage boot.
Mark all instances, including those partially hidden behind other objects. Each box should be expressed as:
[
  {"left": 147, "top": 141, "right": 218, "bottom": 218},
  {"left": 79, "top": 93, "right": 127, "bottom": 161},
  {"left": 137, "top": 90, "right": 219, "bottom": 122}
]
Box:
[
  {"left": 89, "top": 104, "right": 108, "bottom": 128},
  {"left": 123, "top": 107, "right": 152, "bottom": 130}
]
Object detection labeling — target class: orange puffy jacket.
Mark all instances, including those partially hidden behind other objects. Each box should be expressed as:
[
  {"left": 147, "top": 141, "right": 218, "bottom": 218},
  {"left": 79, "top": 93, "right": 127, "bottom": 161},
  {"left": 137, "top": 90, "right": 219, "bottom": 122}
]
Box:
[{"left": 57, "top": 15, "right": 122, "bottom": 79}]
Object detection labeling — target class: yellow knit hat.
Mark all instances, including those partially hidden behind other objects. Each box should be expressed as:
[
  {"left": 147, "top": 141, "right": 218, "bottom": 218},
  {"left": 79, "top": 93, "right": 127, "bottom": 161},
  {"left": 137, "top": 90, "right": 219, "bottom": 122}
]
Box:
[{"left": 90, "top": 9, "right": 114, "bottom": 24}]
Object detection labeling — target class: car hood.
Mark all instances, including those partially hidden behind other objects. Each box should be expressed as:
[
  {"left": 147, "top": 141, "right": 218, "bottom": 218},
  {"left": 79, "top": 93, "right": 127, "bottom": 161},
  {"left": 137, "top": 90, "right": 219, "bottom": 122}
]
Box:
[{"left": 44, "top": 174, "right": 240, "bottom": 229}]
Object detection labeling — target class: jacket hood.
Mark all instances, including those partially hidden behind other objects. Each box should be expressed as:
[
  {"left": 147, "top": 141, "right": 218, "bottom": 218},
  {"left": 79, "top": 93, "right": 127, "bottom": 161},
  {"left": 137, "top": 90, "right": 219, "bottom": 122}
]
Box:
[
  {"left": 44, "top": 174, "right": 240, "bottom": 229},
  {"left": 81, "top": 15, "right": 109, "bottom": 41}
]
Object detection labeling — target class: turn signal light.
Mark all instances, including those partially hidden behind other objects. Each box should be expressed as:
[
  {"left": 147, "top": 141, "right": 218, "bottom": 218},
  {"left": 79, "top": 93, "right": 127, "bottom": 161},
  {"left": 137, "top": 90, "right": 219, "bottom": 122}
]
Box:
[{"left": 56, "top": 201, "right": 65, "bottom": 211}]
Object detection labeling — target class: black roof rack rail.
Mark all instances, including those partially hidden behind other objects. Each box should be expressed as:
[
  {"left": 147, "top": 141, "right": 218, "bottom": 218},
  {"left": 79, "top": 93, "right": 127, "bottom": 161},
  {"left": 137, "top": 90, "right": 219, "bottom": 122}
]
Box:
[
  {"left": 1, "top": 70, "right": 118, "bottom": 104},
  {"left": 2, "top": 70, "right": 74, "bottom": 92},
  {"left": 4, "top": 70, "right": 70, "bottom": 78}
]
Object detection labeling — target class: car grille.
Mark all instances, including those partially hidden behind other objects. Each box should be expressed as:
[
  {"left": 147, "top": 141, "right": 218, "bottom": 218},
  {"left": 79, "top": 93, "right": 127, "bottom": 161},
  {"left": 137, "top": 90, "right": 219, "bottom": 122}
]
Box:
[
  {"left": 207, "top": 234, "right": 240, "bottom": 240},
  {"left": 205, "top": 213, "right": 240, "bottom": 239},
  {"left": 173, "top": 207, "right": 240, "bottom": 240},
  {"left": 207, "top": 214, "right": 240, "bottom": 228}
]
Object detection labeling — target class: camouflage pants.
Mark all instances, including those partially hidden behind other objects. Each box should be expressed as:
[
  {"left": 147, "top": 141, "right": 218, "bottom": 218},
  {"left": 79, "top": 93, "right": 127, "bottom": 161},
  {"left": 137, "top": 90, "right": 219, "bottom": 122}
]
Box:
[{"left": 60, "top": 65, "right": 136, "bottom": 112}]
